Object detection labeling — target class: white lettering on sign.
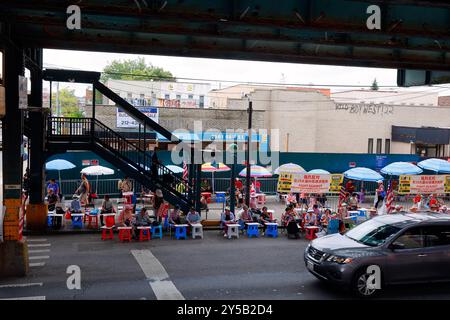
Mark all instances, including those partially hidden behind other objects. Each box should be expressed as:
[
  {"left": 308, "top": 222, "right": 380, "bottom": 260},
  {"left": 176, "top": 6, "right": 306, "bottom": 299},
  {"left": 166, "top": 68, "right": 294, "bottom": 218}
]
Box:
[
  {"left": 366, "top": 5, "right": 381, "bottom": 30},
  {"left": 66, "top": 5, "right": 81, "bottom": 30}
]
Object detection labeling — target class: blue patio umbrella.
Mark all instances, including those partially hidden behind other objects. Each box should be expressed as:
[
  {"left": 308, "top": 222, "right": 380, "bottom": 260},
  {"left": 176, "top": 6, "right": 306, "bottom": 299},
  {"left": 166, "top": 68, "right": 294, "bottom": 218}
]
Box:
[
  {"left": 343, "top": 167, "right": 384, "bottom": 182},
  {"left": 45, "top": 159, "right": 76, "bottom": 193},
  {"left": 308, "top": 169, "right": 330, "bottom": 174},
  {"left": 381, "top": 162, "right": 423, "bottom": 176},
  {"left": 417, "top": 158, "right": 450, "bottom": 173}
]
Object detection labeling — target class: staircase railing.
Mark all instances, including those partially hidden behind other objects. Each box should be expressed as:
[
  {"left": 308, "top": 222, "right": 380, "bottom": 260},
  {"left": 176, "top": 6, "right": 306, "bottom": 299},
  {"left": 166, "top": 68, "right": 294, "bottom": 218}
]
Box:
[{"left": 47, "top": 117, "right": 194, "bottom": 208}]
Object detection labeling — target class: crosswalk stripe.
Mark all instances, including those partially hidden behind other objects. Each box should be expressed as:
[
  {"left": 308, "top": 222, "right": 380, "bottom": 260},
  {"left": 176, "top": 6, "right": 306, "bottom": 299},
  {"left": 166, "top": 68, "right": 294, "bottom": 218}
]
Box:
[
  {"left": 29, "top": 262, "right": 45, "bottom": 267},
  {"left": 131, "top": 249, "right": 185, "bottom": 300},
  {"left": 27, "top": 239, "right": 47, "bottom": 242},
  {"left": 0, "top": 283, "right": 43, "bottom": 289},
  {"left": 28, "top": 249, "right": 50, "bottom": 254},
  {"left": 29, "top": 256, "right": 50, "bottom": 260},
  {"left": 28, "top": 244, "right": 51, "bottom": 248},
  {"left": 0, "top": 296, "right": 46, "bottom": 300}
]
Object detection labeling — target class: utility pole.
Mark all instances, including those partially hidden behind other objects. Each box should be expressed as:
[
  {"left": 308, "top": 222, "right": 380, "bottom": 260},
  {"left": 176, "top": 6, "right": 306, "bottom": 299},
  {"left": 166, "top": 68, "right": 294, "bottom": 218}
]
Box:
[{"left": 245, "top": 98, "right": 252, "bottom": 207}]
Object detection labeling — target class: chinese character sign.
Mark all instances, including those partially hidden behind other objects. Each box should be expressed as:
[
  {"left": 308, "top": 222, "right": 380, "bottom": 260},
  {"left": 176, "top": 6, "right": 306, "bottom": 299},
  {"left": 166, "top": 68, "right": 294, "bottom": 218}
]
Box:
[
  {"left": 290, "top": 174, "right": 343, "bottom": 194},
  {"left": 398, "top": 175, "right": 450, "bottom": 194},
  {"left": 277, "top": 173, "right": 293, "bottom": 193}
]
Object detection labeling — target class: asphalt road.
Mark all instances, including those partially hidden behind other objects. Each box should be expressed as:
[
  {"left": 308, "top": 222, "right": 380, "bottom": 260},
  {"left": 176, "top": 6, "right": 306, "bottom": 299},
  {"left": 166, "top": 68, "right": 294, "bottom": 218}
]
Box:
[{"left": 1, "top": 232, "right": 449, "bottom": 300}]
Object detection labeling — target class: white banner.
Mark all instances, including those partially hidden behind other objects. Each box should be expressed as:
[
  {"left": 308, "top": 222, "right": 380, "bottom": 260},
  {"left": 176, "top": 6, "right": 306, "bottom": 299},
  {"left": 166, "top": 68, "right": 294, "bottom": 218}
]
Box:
[
  {"left": 290, "top": 174, "right": 337, "bottom": 194},
  {"left": 116, "top": 107, "right": 159, "bottom": 128},
  {"left": 399, "top": 175, "right": 450, "bottom": 194}
]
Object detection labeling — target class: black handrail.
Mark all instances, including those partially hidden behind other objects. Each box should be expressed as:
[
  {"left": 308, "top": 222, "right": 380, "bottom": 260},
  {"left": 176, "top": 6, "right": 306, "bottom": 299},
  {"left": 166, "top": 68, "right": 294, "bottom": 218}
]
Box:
[{"left": 47, "top": 117, "right": 194, "bottom": 207}]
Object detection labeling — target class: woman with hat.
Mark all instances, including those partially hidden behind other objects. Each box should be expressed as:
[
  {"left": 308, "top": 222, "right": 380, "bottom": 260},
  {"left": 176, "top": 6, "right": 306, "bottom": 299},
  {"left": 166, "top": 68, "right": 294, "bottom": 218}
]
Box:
[{"left": 304, "top": 208, "right": 317, "bottom": 227}]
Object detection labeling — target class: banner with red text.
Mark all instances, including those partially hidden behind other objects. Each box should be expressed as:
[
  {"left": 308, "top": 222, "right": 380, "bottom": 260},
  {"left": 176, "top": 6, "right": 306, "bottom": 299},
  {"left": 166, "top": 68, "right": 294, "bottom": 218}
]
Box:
[
  {"left": 290, "top": 174, "right": 343, "bottom": 194},
  {"left": 398, "top": 175, "right": 450, "bottom": 194}
]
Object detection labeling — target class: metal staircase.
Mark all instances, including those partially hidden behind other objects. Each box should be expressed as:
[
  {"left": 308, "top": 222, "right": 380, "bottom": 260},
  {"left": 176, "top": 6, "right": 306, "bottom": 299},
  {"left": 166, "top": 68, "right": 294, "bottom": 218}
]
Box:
[{"left": 46, "top": 116, "right": 194, "bottom": 212}]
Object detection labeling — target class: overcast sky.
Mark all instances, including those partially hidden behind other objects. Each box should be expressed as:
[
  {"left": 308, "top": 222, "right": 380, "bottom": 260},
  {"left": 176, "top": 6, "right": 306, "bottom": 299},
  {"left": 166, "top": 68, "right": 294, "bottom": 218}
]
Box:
[{"left": 43, "top": 49, "right": 402, "bottom": 97}]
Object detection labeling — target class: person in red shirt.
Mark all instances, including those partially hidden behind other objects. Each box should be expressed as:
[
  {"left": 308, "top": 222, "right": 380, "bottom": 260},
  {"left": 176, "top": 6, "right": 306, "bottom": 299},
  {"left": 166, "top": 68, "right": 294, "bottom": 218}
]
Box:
[
  {"left": 345, "top": 180, "right": 355, "bottom": 194},
  {"left": 235, "top": 178, "right": 243, "bottom": 191}
]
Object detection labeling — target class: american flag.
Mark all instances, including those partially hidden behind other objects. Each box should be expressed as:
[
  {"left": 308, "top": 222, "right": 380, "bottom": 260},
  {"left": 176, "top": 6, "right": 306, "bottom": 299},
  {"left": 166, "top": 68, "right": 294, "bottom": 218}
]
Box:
[
  {"left": 385, "top": 180, "right": 394, "bottom": 213},
  {"left": 183, "top": 160, "right": 188, "bottom": 182},
  {"left": 338, "top": 185, "right": 347, "bottom": 208}
]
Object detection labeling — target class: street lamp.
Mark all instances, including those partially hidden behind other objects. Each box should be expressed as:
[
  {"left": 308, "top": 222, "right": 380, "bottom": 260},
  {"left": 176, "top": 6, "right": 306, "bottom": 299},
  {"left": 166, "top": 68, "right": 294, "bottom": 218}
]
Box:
[{"left": 228, "top": 142, "right": 238, "bottom": 214}]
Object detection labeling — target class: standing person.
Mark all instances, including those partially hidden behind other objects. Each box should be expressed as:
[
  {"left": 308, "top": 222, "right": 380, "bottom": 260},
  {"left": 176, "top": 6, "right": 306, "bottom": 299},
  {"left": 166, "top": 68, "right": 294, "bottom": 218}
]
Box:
[
  {"left": 152, "top": 189, "right": 164, "bottom": 223},
  {"left": 235, "top": 178, "right": 243, "bottom": 192},
  {"left": 75, "top": 174, "right": 90, "bottom": 206},
  {"left": 374, "top": 180, "right": 385, "bottom": 209},
  {"left": 23, "top": 168, "right": 31, "bottom": 199},
  {"left": 345, "top": 179, "right": 356, "bottom": 194},
  {"left": 151, "top": 148, "right": 159, "bottom": 180}
]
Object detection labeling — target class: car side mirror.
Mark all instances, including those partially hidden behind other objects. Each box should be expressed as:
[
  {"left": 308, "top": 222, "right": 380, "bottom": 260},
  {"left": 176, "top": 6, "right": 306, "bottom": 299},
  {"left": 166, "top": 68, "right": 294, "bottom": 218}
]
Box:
[{"left": 390, "top": 242, "right": 405, "bottom": 250}]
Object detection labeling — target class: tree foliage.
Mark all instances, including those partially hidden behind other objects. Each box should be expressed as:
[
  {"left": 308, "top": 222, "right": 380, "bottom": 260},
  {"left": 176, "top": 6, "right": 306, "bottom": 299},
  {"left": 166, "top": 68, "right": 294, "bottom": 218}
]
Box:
[
  {"left": 371, "top": 78, "right": 379, "bottom": 91},
  {"left": 100, "top": 57, "right": 175, "bottom": 82},
  {"left": 52, "top": 87, "right": 83, "bottom": 118}
]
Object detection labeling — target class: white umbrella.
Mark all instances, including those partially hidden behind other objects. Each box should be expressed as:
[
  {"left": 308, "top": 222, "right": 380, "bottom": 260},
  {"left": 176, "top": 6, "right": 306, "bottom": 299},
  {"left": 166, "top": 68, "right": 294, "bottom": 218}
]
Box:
[
  {"left": 274, "top": 163, "right": 305, "bottom": 175},
  {"left": 81, "top": 165, "right": 115, "bottom": 194}
]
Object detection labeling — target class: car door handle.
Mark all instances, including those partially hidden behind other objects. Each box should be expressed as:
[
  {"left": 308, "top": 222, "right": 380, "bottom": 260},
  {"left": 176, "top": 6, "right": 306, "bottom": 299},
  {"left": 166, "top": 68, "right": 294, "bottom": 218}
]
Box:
[{"left": 417, "top": 254, "right": 427, "bottom": 257}]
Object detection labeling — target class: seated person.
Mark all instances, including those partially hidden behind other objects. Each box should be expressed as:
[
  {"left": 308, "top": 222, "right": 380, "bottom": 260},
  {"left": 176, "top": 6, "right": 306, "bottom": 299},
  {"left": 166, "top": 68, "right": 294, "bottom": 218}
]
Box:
[
  {"left": 169, "top": 205, "right": 182, "bottom": 225},
  {"left": 47, "top": 189, "right": 58, "bottom": 212},
  {"left": 348, "top": 193, "right": 359, "bottom": 211},
  {"left": 100, "top": 194, "right": 115, "bottom": 226},
  {"left": 70, "top": 195, "right": 82, "bottom": 213},
  {"left": 317, "top": 193, "right": 327, "bottom": 207},
  {"left": 186, "top": 207, "right": 201, "bottom": 224},
  {"left": 320, "top": 208, "right": 332, "bottom": 228},
  {"left": 237, "top": 205, "right": 253, "bottom": 229},
  {"left": 132, "top": 207, "right": 151, "bottom": 238},
  {"left": 118, "top": 205, "right": 134, "bottom": 227},
  {"left": 220, "top": 207, "right": 236, "bottom": 236},
  {"left": 286, "top": 193, "right": 297, "bottom": 206},
  {"left": 304, "top": 209, "right": 317, "bottom": 227},
  {"left": 200, "top": 195, "right": 209, "bottom": 214},
  {"left": 393, "top": 204, "right": 403, "bottom": 213},
  {"left": 284, "top": 209, "right": 300, "bottom": 239}
]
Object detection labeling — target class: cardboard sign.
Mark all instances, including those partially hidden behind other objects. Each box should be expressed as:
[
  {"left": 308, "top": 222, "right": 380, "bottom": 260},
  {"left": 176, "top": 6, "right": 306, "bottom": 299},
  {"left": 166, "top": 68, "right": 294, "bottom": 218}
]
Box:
[{"left": 277, "top": 173, "right": 293, "bottom": 193}]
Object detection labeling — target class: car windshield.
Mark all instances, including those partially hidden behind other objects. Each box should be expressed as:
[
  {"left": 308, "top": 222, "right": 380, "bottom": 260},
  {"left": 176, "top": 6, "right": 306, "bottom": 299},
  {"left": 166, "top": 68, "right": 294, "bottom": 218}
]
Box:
[{"left": 345, "top": 219, "right": 402, "bottom": 247}]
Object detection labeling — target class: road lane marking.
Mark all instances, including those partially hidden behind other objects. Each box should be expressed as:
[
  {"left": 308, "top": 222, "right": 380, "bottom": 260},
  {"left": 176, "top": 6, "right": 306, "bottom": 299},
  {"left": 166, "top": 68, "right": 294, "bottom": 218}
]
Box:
[
  {"left": 0, "top": 283, "right": 43, "bottom": 289},
  {"left": 0, "top": 296, "right": 46, "bottom": 300},
  {"left": 29, "top": 256, "right": 50, "bottom": 260},
  {"left": 28, "top": 249, "right": 50, "bottom": 253},
  {"left": 28, "top": 244, "right": 51, "bottom": 248},
  {"left": 27, "top": 239, "right": 47, "bottom": 242},
  {"left": 29, "top": 262, "right": 45, "bottom": 267},
  {"left": 131, "top": 249, "right": 185, "bottom": 300}
]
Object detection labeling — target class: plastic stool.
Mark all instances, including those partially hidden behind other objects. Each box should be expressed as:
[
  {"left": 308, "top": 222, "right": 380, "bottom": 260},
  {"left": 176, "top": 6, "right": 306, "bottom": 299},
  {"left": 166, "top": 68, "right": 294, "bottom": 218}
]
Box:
[
  {"left": 191, "top": 224, "right": 203, "bottom": 239},
  {"left": 246, "top": 223, "right": 260, "bottom": 238},
  {"left": 174, "top": 225, "right": 188, "bottom": 240},
  {"left": 151, "top": 225, "right": 163, "bottom": 239},
  {"left": 71, "top": 215, "right": 84, "bottom": 229},
  {"left": 226, "top": 224, "right": 240, "bottom": 239},
  {"left": 101, "top": 226, "right": 114, "bottom": 240},
  {"left": 118, "top": 227, "right": 132, "bottom": 242},
  {"left": 265, "top": 223, "right": 278, "bottom": 238},
  {"left": 215, "top": 192, "right": 226, "bottom": 203},
  {"left": 138, "top": 226, "right": 151, "bottom": 241},
  {"left": 305, "top": 226, "right": 319, "bottom": 240},
  {"left": 87, "top": 214, "right": 99, "bottom": 229}
]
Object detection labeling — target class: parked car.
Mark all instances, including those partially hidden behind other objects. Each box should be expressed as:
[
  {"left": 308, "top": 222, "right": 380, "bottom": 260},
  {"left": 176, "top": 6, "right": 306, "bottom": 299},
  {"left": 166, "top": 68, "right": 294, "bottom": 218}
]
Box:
[{"left": 304, "top": 212, "right": 450, "bottom": 297}]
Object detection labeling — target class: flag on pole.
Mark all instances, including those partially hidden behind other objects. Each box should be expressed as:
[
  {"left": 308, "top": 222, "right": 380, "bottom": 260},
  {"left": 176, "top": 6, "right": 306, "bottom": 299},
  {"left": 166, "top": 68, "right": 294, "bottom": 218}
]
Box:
[
  {"left": 338, "top": 185, "right": 347, "bottom": 208},
  {"left": 385, "top": 180, "right": 395, "bottom": 214},
  {"left": 183, "top": 161, "right": 188, "bottom": 181}
]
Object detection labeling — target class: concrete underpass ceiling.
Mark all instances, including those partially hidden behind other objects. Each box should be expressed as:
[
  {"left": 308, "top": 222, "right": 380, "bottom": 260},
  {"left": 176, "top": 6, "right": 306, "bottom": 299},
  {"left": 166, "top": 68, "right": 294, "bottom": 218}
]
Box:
[{"left": 1, "top": 0, "right": 450, "bottom": 71}]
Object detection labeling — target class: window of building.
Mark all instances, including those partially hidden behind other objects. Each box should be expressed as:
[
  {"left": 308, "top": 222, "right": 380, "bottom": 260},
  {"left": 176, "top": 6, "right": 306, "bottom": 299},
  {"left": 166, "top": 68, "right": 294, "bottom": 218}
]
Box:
[
  {"left": 164, "top": 94, "right": 170, "bottom": 100},
  {"left": 368, "top": 138, "right": 374, "bottom": 154},
  {"left": 199, "top": 95, "right": 205, "bottom": 108},
  {"left": 176, "top": 94, "right": 181, "bottom": 101},
  {"left": 376, "top": 139, "right": 382, "bottom": 154},
  {"left": 188, "top": 94, "right": 194, "bottom": 99},
  {"left": 385, "top": 139, "right": 390, "bottom": 154}
]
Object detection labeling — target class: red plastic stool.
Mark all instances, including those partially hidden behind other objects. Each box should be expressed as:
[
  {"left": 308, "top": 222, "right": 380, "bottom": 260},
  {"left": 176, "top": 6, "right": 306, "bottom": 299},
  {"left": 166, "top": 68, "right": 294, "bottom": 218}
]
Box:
[
  {"left": 118, "top": 227, "right": 132, "bottom": 242},
  {"left": 101, "top": 226, "right": 114, "bottom": 240},
  {"left": 305, "top": 226, "right": 319, "bottom": 240},
  {"left": 87, "top": 214, "right": 99, "bottom": 229},
  {"left": 138, "top": 226, "right": 151, "bottom": 241}
]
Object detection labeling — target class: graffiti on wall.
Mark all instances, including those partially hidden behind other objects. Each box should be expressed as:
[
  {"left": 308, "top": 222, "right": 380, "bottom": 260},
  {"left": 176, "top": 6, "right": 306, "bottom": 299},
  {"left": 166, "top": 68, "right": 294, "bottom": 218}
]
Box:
[{"left": 335, "top": 103, "right": 394, "bottom": 116}]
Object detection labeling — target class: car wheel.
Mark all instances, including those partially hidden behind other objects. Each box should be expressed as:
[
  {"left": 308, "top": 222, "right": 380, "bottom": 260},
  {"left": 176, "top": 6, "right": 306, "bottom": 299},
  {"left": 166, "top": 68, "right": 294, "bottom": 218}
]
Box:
[{"left": 351, "top": 269, "right": 381, "bottom": 298}]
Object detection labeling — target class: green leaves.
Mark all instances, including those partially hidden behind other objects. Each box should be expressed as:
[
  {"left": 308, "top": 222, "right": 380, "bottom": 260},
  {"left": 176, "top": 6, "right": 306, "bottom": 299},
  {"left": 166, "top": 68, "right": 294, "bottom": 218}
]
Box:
[{"left": 100, "top": 57, "right": 175, "bottom": 82}]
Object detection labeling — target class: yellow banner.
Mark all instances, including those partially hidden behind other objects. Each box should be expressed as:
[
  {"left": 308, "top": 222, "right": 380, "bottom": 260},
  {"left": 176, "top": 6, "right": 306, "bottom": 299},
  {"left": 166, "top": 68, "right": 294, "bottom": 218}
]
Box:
[{"left": 277, "top": 173, "right": 293, "bottom": 193}]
